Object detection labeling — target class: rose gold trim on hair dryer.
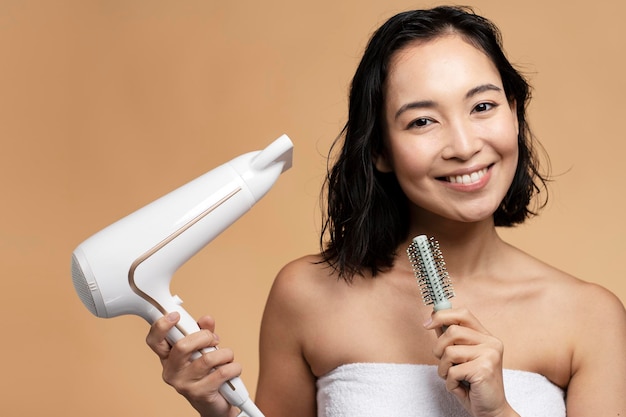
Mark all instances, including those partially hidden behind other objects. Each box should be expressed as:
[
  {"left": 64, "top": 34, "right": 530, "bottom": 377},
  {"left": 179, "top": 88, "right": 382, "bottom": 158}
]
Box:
[{"left": 127, "top": 187, "right": 242, "bottom": 336}]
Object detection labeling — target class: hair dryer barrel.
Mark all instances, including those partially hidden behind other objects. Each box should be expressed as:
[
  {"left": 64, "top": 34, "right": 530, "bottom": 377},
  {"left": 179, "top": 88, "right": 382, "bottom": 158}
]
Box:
[{"left": 71, "top": 134, "right": 293, "bottom": 322}]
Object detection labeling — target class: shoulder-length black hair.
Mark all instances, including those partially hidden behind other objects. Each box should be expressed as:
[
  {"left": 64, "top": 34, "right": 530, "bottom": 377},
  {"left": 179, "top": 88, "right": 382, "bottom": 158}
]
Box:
[{"left": 320, "top": 5, "right": 550, "bottom": 281}]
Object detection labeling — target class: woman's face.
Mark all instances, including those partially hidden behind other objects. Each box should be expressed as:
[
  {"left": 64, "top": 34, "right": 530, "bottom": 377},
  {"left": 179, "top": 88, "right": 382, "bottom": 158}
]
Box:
[{"left": 377, "top": 34, "right": 519, "bottom": 225}]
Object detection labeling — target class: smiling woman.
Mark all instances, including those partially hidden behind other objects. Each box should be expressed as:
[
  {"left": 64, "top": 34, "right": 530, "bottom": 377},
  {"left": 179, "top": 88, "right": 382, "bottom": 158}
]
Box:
[
  {"left": 3, "top": 1, "right": 626, "bottom": 417},
  {"left": 144, "top": 5, "right": 626, "bottom": 417},
  {"left": 378, "top": 35, "right": 520, "bottom": 225}
]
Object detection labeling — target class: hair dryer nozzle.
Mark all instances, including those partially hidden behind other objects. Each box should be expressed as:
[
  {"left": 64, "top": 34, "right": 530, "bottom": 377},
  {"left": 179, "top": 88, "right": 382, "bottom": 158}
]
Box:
[{"left": 251, "top": 133, "right": 293, "bottom": 172}]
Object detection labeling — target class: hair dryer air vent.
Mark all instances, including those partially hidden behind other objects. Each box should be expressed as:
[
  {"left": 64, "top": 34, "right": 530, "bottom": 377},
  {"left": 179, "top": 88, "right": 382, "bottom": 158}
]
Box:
[
  {"left": 71, "top": 252, "right": 107, "bottom": 317},
  {"left": 71, "top": 254, "right": 96, "bottom": 314}
]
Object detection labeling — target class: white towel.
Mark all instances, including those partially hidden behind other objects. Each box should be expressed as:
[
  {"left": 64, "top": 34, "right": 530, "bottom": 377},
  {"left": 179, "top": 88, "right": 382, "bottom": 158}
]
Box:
[{"left": 316, "top": 363, "right": 565, "bottom": 417}]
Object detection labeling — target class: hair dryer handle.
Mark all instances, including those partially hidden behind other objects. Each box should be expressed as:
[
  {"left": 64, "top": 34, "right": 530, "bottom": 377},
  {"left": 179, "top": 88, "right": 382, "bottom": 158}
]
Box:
[{"left": 163, "top": 305, "right": 264, "bottom": 417}]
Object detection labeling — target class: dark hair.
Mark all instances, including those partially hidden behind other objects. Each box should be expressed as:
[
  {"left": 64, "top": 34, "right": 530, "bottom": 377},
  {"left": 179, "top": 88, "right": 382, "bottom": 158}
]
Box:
[{"left": 320, "top": 5, "right": 550, "bottom": 281}]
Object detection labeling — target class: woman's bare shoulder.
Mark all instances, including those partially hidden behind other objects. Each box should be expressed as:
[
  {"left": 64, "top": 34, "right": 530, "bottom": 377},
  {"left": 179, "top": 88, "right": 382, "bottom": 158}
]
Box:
[
  {"left": 518, "top": 250, "right": 625, "bottom": 321},
  {"left": 273, "top": 254, "right": 337, "bottom": 289},
  {"left": 557, "top": 271, "right": 626, "bottom": 323},
  {"left": 264, "top": 254, "right": 341, "bottom": 317},
  {"left": 275, "top": 254, "right": 330, "bottom": 279},
  {"left": 540, "top": 261, "right": 626, "bottom": 402}
]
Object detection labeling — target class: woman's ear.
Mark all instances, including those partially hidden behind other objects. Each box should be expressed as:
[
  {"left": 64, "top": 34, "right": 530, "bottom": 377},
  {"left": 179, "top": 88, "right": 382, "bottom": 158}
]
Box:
[
  {"left": 509, "top": 99, "right": 519, "bottom": 136},
  {"left": 374, "top": 152, "right": 393, "bottom": 173}
]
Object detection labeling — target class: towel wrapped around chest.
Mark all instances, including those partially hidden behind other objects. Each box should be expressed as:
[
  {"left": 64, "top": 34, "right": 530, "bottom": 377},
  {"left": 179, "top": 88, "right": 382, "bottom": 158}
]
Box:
[{"left": 316, "top": 363, "right": 565, "bottom": 417}]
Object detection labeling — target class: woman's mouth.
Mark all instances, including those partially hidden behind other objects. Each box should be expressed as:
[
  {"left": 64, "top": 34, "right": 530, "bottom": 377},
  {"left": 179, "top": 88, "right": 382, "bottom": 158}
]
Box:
[{"left": 441, "top": 166, "right": 490, "bottom": 185}]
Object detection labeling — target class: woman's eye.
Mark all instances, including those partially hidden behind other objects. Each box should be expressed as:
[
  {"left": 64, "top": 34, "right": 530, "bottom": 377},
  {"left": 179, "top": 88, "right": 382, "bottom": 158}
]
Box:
[
  {"left": 473, "top": 102, "right": 496, "bottom": 113},
  {"left": 408, "top": 118, "right": 432, "bottom": 129}
]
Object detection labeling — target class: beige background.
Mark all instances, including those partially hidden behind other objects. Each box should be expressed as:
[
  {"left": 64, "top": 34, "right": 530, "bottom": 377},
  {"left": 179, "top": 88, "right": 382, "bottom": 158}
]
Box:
[{"left": 1, "top": 0, "right": 624, "bottom": 415}]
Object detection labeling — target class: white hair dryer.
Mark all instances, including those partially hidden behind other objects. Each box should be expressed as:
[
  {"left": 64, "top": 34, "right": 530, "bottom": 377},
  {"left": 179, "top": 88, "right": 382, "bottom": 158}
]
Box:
[{"left": 71, "top": 134, "right": 293, "bottom": 417}]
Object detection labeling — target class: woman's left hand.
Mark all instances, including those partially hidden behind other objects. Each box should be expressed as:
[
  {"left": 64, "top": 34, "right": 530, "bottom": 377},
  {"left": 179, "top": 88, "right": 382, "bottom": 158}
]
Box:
[{"left": 424, "top": 308, "right": 520, "bottom": 417}]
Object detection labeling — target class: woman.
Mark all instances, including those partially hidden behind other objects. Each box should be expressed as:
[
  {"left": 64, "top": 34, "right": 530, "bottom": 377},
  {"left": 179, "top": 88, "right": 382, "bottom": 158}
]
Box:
[{"left": 146, "top": 6, "right": 626, "bottom": 417}]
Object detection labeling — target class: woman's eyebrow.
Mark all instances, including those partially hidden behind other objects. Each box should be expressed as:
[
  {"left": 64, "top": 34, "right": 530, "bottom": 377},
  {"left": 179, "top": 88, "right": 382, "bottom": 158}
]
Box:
[
  {"left": 394, "top": 83, "right": 503, "bottom": 120},
  {"left": 466, "top": 83, "right": 502, "bottom": 99},
  {"left": 394, "top": 99, "right": 436, "bottom": 120}
]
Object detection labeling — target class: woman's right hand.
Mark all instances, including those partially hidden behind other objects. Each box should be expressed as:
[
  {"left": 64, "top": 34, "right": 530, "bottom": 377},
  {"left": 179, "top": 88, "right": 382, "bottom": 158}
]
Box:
[
  {"left": 146, "top": 312, "right": 243, "bottom": 417},
  {"left": 425, "top": 308, "right": 517, "bottom": 417}
]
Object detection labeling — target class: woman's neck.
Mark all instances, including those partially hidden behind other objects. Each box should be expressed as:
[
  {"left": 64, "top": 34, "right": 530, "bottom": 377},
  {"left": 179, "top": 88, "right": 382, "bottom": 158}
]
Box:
[{"left": 402, "top": 217, "right": 507, "bottom": 282}]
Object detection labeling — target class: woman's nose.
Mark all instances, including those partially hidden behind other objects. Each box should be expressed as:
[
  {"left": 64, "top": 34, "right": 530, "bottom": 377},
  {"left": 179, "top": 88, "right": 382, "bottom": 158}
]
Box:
[{"left": 441, "top": 121, "right": 483, "bottom": 161}]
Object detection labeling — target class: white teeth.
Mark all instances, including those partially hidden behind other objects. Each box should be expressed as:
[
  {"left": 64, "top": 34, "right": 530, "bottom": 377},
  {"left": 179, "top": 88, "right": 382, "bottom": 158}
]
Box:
[{"left": 447, "top": 168, "right": 487, "bottom": 185}]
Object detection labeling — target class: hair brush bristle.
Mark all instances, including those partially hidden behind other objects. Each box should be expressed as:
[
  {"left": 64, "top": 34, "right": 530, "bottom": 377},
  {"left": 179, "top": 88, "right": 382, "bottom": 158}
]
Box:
[{"left": 406, "top": 235, "right": 455, "bottom": 311}]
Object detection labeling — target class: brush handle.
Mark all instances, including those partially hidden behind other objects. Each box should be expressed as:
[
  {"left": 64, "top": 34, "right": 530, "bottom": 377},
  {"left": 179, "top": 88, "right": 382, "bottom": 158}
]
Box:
[{"left": 434, "top": 314, "right": 471, "bottom": 389}]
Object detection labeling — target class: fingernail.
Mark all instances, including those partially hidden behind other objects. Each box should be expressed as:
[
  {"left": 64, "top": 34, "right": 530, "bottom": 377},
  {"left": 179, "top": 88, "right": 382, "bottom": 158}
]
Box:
[
  {"left": 166, "top": 312, "right": 180, "bottom": 322},
  {"left": 423, "top": 317, "right": 433, "bottom": 328}
]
